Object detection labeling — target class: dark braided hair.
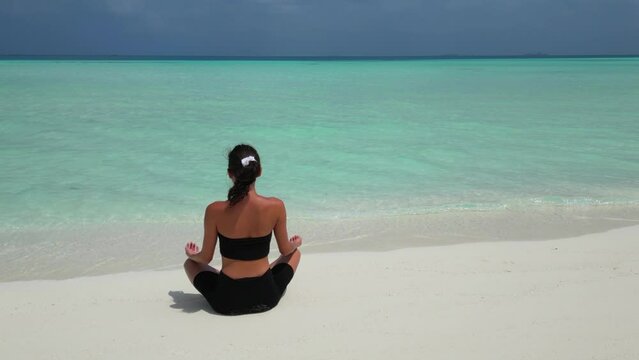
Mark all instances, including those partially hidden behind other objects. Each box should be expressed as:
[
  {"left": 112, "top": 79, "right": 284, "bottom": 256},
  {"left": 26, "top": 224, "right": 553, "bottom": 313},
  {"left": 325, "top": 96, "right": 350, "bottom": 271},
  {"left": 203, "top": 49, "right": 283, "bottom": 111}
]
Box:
[{"left": 227, "top": 144, "right": 261, "bottom": 206}]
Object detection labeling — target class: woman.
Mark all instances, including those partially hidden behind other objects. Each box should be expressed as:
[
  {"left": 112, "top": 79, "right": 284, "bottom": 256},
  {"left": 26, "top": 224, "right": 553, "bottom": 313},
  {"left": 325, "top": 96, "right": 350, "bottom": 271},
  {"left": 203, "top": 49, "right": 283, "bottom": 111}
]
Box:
[{"left": 183, "top": 144, "right": 302, "bottom": 315}]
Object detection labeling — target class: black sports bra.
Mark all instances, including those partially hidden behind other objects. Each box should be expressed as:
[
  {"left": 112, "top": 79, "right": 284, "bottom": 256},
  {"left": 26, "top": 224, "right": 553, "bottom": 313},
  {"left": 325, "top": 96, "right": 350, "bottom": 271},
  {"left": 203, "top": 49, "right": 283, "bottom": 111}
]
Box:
[{"left": 218, "top": 232, "right": 272, "bottom": 261}]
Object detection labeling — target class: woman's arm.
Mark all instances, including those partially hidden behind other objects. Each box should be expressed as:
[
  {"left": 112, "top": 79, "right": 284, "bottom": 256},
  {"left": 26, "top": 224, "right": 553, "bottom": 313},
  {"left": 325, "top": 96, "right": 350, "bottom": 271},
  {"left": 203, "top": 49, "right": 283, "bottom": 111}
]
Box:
[
  {"left": 273, "top": 199, "right": 301, "bottom": 255},
  {"left": 185, "top": 203, "right": 218, "bottom": 264}
]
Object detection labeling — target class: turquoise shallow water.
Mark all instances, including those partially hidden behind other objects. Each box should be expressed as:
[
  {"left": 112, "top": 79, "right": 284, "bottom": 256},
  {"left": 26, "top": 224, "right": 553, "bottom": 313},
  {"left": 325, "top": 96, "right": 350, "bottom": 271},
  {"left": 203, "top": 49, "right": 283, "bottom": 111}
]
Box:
[
  {"left": 1, "top": 58, "right": 639, "bottom": 280},
  {"left": 2, "top": 58, "right": 638, "bottom": 229}
]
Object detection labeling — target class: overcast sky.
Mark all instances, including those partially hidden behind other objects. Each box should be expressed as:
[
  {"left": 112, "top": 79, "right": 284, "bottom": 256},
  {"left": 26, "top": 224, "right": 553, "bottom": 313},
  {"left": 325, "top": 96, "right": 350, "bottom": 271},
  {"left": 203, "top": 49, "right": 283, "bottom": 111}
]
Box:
[{"left": 1, "top": 0, "right": 638, "bottom": 56}]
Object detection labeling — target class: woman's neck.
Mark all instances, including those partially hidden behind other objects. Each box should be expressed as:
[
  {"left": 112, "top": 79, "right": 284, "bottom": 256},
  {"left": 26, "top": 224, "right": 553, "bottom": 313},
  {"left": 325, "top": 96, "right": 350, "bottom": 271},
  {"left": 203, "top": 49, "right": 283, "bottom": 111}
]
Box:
[{"left": 246, "top": 183, "right": 257, "bottom": 196}]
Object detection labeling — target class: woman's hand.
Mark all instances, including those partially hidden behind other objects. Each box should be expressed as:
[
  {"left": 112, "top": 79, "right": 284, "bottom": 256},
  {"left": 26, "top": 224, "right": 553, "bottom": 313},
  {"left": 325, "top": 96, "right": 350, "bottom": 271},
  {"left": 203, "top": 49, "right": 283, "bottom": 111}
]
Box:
[
  {"left": 185, "top": 242, "right": 200, "bottom": 257},
  {"left": 289, "top": 235, "right": 303, "bottom": 248}
]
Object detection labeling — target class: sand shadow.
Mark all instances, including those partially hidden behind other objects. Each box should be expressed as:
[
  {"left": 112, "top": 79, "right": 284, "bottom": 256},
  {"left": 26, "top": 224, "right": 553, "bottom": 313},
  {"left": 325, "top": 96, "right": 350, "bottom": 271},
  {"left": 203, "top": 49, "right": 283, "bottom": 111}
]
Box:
[{"left": 167, "top": 290, "right": 218, "bottom": 315}]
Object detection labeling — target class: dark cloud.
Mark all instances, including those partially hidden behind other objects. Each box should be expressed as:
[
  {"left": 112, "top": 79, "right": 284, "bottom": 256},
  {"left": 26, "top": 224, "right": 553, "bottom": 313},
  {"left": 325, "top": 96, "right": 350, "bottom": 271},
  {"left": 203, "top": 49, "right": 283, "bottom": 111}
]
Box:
[{"left": 1, "top": 0, "right": 638, "bottom": 55}]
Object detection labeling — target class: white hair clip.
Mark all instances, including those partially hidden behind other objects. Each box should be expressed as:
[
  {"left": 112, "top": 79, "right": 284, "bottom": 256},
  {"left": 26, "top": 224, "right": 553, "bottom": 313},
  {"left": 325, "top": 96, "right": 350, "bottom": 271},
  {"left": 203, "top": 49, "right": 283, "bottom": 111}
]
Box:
[{"left": 241, "top": 156, "right": 256, "bottom": 167}]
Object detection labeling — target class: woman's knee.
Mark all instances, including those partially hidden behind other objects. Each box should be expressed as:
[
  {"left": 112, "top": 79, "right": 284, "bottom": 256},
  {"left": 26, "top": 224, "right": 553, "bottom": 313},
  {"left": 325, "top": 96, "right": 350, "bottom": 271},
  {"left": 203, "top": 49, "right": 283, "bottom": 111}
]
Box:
[
  {"left": 183, "top": 259, "right": 201, "bottom": 284},
  {"left": 183, "top": 258, "right": 196, "bottom": 270},
  {"left": 289, "top": 249, "right": 301, "bottom": 273}
]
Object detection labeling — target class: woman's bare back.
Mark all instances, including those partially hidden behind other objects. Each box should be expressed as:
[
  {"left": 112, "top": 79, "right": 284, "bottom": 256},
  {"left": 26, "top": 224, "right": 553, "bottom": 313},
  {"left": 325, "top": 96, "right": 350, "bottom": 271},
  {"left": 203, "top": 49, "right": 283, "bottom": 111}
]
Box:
[{"left": 214, "top": 194, "right": 282, "bottom": 278}]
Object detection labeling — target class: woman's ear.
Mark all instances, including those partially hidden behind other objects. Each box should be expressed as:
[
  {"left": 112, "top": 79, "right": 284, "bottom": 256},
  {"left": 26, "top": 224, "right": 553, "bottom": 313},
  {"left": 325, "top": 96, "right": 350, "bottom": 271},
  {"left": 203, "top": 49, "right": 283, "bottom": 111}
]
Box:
[
  {"left": 228, "top": 170, "right": 235, "bottom": 182},
  {"left": 257, "top": 167, "right": 262, "bottom": 178}
]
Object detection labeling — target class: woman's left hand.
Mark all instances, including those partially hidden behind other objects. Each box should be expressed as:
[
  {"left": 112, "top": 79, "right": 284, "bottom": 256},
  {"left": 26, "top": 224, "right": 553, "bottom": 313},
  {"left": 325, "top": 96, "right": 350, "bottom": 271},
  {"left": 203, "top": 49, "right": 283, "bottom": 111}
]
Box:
[{"left": 185, "top": 242, "right": 200, "bottom": 257}]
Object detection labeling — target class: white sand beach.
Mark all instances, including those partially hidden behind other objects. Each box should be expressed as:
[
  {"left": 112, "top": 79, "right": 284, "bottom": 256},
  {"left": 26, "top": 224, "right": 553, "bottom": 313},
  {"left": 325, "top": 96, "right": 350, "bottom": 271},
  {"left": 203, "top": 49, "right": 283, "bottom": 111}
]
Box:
[{"left": 2, "top": 225, "right": 638, "bottom": 360}]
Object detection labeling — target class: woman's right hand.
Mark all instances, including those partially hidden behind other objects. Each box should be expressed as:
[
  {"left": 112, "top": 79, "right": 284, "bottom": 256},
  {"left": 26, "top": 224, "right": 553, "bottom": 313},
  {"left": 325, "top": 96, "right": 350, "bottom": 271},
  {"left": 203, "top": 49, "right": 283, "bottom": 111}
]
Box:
[{"left": 289, "top": 235, "right": 302, "bottom": 248}]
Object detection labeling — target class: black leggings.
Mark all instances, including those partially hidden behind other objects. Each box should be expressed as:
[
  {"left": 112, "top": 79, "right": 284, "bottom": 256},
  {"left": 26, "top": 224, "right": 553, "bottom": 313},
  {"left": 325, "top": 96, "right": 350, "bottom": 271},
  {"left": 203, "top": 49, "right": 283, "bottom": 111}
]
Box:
[{"left": 193, "top": 263, "right": 294, "bottom": 315}]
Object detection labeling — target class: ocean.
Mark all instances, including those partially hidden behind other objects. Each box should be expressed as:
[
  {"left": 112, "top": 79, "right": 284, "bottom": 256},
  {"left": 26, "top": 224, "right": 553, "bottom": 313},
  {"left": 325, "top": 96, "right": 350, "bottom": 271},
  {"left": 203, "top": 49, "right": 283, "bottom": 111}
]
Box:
[{"left": 1, "top": 57, "right": 638, "bottom": 280}]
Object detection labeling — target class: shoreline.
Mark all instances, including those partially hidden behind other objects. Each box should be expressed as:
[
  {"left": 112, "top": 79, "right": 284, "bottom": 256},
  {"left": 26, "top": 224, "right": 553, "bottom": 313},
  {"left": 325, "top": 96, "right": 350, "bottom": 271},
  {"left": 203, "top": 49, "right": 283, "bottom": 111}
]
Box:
[
  {"left": 1, "top": 204, "right": 638, "bottom": 282},
  {"left": 2, "top": 225, "right": 638, "bottom": 359}
]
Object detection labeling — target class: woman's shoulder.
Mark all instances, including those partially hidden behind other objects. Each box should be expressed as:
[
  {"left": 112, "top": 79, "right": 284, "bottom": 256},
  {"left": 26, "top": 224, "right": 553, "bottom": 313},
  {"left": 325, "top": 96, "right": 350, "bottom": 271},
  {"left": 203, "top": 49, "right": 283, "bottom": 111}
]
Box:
[
  {"left": 258, "top": 195, "right": 285, "bottom": 208},
  {"left": 205, "top": 200, "right": 229, "bottom": 213}
]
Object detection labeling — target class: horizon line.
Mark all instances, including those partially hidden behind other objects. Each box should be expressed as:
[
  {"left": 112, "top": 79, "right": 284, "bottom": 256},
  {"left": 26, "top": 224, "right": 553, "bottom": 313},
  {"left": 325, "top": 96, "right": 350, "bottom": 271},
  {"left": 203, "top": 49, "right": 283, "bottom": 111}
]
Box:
[{"left": 1, "top": 53, "right": 639, "bottom": 61}]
